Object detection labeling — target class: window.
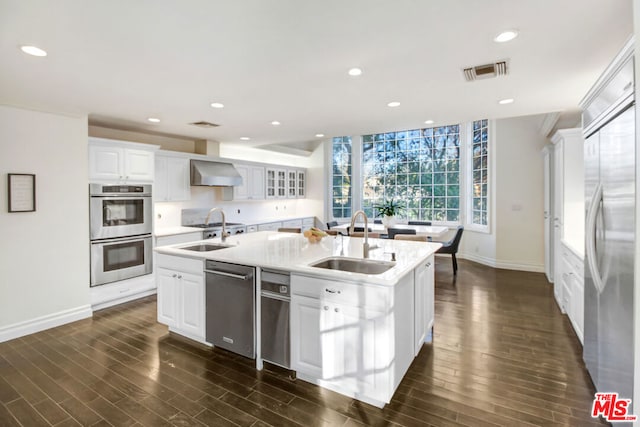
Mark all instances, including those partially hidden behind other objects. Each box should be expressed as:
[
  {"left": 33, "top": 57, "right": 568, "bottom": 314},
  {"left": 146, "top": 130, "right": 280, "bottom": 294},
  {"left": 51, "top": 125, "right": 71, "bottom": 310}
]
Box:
[
  {"left": 361, "top": 125, "right": 460, "bottom": 222},
  {"left": 331, "top": 136, "right": 352, "bottom": 218},
  {"left": 470, "top": 119, "right": 489, "bottom": 227},
  {"left": 328, "top": 120, "right": 488, "bottom": 227}
]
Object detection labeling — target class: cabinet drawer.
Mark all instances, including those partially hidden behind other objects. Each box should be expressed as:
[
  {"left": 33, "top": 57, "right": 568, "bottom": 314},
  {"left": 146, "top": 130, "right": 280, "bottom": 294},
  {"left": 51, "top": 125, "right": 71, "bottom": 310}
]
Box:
[
  {"left": 157, "top": 254, "right": 203, "bottom": 274},
  {"left": 156, "top": 232, "right": 202, "bottom": 247},
  {"left": 291, "top": 274, "right": 390, "bottom": 311},
  {"left": 302, "top": 217, "right": 315, "bottom": 227},
  {"left": 282, "top": 219, "right": 303, "bottom": 228}
]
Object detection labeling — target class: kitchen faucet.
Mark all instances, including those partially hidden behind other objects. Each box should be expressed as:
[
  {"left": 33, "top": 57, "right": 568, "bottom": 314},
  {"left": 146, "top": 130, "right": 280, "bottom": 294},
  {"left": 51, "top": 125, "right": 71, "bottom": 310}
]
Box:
[
  {"left": 349, "top": 210, "right": 378, "bottom": 258},
  {"left": 204, "top": 207, "right": 229, "bottom": 242}
]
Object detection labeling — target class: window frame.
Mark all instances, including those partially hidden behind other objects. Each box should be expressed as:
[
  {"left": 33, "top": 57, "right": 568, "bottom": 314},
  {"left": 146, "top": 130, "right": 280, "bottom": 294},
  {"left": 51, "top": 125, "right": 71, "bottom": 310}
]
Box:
[{"left": 326, "top": 120, "right": 491, "bottom": 230}]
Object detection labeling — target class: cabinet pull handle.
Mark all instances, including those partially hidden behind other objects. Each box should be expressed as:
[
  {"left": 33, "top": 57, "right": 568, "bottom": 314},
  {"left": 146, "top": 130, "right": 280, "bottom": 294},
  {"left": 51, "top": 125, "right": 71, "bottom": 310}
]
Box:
[
  {"left": 334, "top": 308, "right": 339, "bottom": 313},
  {"left": 426, "top": 262, "right": 431, "bottom": 267},
  {"left": 178, "top": 275, "right": 182, "bottom": 279},
  {"left": 324, "top": 306, "right": 329, "bottom": 311},
  {"left": 172, "top": 274, "right": 177, "bottom": 278},
  {"left": 325, "top": 288, "right": 340, "bottom": 294}
]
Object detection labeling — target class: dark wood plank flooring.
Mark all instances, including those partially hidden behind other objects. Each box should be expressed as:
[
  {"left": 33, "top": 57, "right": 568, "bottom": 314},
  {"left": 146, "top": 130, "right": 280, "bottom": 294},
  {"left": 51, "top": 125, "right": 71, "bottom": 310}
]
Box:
[{"left": 0, "top": 260, "right": 606, "bottom": 426}]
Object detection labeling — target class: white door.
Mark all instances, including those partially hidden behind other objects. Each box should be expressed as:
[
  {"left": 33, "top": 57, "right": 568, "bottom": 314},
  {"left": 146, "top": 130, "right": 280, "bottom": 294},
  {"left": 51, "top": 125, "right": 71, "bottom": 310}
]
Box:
[
  {"left": 157, "top": 268, "right": 178, "bottom": 326},
  {"left": 542, "top": 147, "right": 553, "bottom": 282},
  {"left": 178, "top": 272, "right": 205, "bottom": 338},
  {"left": 234, "top": 165, "right": 250, "bottom": 200},
  {"left": 89, "top": 146, "right": 122, "bottom": 181},
  {"left": 249, "top": 166, "right": 265, "bottom": 200},
  {"left": 124, "top": 149, "right": 155, "bottom": 181},
  {"left": 553, "top": 141, "right": 564, "bottom": 309},
  {"left": 291, "top": 295, "right": 323, "bottom": 378},
  {"left": 167, "top": 157, "right": 190, "bottom": 201},
  {"left": 414, "top": 263, "right": 426, "bottom": 355}
]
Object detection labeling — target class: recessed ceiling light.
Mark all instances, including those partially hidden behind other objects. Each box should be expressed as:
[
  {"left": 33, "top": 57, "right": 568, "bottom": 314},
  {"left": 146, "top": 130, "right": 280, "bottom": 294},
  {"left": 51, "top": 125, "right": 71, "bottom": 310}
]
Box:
[
  {"left": 424, "top": 120, "right": 434, "bottom": 125},
  {"left": 387, "top": 101, "right": 401, "bottom": 108},
  {"left": 271, "top": 121, "right": 281, "bottom": 126},
  {"left": 240, "top": 137, "right": 251, "bottom": 141},
  {"left": 20, "top": 45, "right": 47, "bottom": 57},
  {"left": 210, "top": 102, "right": 224, "bottom": 109},
  {"left": 147, "top": 117, "right": 161, "bottom": 123},
  {"left": 315, "top": 134, "right": 325, "bottom": 138},
  {"left": 494, "top": 30, "right": 518, "bottom": 43},
  {"left": 348, "top": 68, "right": 362, "bottom": 76},
  {"left": 498, "top": 98, "right": 514, "bottom": 105}
]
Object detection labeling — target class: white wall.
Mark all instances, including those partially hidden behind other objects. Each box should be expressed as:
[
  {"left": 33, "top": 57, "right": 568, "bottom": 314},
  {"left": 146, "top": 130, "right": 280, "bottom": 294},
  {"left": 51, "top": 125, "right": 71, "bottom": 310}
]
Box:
[
  {"left": 153, "top": 144, "right": 325, "bottom": 228},
  {"left": 493, "top": 115, "right": 547, "bottom": 271},
  {"left": 0, "top": 105, "right": 91, "bottom": 341},
  {"left": 459, "top": 115, "right": 546, "bottom": 271}
]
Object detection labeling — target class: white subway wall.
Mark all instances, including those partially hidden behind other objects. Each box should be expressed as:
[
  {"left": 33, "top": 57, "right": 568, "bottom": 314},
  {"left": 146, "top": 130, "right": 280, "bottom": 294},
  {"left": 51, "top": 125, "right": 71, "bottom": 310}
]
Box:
[{"left": 0, "top": 105, "right": 91, "bottom": 340}]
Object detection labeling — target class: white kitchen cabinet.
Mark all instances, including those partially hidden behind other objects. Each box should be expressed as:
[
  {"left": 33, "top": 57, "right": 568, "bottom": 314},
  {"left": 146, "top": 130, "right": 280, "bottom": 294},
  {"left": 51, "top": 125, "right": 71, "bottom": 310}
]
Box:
[
  {"left": 302, "top": 217, "right": 314, "bottom": 229},
  {"left": 234, "top": 164, "right": 265, "bottom": 200},
  {"left": 290, "top": 294, "right": 323, "bottom": 378},
  {"left": 156, "top": 255, "right": 206, "bottom": 343},
  {"left": 414, "top": 255, "right": 434, "bottom": 356},
  {"left": 561, "top": 242, "right": 584, "bottom": 343},
  {"left": 287, "top": 169, "right": 297, "bottom": 198},
  {"left": 291, "top": 273, "right": 412, "bottom": 405},
  {"left": 266, "top": 167, "right": 286, "bottom": 198},
  {"left": 258, "top": 221, "right": 282, "bottom": 232},
  {"left": 297, "top": 170, "right": 306, "bottom": 198},
  {"left": 282, "top": 219, "right": 303, "bottom": 229},
  {"left": 89, "top": 139, "right": 157, "bottom": 183},
  {"left": 155, "top": 155, "right": 190, "bottom": 202}
]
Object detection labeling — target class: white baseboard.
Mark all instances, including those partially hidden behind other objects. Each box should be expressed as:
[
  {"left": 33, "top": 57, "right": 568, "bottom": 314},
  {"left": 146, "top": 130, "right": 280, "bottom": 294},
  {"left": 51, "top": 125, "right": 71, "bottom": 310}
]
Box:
[
  {"left": 457, "top": 253, "right": 544, "bottom": 273},
  {"left": 0, "top": 305, "right": 93, "bottom": 343}
]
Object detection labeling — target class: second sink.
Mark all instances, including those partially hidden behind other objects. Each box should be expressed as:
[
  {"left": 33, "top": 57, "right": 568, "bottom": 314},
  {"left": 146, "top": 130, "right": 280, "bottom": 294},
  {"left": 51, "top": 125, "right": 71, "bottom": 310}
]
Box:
[
  {"left": 179, "top": 244, "right": 231, "bottom": 252},
  {"left": 310, "top": 257, "right": 395, "bottom": 275}
]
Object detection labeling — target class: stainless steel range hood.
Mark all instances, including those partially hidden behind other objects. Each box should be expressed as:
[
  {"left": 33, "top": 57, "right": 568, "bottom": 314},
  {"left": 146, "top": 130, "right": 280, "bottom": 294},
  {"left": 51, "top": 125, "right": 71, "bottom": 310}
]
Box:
[{"left": 190, "top": 159, "right": 243, "bottom": 186}]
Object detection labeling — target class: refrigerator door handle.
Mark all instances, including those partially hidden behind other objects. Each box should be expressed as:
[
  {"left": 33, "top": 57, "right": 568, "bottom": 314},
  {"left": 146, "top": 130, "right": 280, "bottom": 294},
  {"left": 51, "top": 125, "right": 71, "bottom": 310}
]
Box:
[{"left": 586, "top": 182, "right": 605, "bottom": 293}]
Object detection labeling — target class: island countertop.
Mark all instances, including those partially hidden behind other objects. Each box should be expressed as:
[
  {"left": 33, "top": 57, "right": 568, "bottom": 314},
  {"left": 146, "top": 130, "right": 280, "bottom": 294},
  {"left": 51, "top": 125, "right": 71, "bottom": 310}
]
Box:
[{"left": 155, "top": 231, "right": 441, "bottom": 286}]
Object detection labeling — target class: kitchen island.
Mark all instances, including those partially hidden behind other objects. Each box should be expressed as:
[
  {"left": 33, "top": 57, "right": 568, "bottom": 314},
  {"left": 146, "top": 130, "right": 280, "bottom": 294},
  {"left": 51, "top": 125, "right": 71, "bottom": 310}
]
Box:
[{"left": 155, "top": 231, "right": 441, "bottom": 407}]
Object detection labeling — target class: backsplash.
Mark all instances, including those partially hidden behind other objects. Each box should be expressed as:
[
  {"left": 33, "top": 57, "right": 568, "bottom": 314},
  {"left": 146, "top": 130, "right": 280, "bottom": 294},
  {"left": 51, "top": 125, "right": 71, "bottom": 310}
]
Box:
[{"left": 154, "top": 186, "right": 320, "bottom": 228}]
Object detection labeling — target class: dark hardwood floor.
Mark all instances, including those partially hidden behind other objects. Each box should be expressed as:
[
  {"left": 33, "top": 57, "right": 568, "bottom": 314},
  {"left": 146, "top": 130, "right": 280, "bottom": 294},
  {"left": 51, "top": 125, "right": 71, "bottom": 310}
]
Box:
[{"left": 0, "top": 260, "right": 606, "bottom": 426}]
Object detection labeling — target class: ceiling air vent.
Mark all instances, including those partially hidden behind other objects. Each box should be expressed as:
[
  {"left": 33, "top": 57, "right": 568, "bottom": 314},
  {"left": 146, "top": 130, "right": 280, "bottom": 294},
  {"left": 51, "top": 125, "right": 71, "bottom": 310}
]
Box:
[
  {"left": 463, "top": 60, "right": 508, "bottom": 82},
  {"left": 189, "top": 121, "right": 220, "bottom": 128}
]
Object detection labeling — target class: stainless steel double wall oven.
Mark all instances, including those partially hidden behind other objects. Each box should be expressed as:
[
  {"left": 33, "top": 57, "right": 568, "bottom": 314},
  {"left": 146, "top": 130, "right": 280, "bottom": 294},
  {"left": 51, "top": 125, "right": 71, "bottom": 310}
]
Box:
[{"left": 89, "top": 184, "right": 153, "bottom": 286}]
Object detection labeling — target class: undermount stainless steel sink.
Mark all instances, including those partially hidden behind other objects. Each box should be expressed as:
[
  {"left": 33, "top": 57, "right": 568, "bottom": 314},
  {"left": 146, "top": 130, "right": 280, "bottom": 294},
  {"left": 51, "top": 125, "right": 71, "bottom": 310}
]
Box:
[
  {"left": 179, "top": 244, "right": 231, "bottom": 252},
  {"left": 310, "top": 257, "right": 395, "bottom": 275}
]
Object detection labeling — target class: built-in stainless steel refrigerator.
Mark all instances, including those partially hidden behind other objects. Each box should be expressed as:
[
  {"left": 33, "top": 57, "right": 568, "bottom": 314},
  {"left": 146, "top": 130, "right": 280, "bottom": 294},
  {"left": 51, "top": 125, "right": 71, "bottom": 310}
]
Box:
[{"left": 582, "top": 40, "right": 635, "bottom": 414}]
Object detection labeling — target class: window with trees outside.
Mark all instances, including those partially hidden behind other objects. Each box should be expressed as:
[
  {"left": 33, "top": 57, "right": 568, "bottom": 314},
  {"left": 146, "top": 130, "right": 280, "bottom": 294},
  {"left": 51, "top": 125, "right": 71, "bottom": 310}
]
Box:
[
  {"left": 331, "top": 136, "right": 352, "bottom": 219},
  {"left": 470, "top": 119, "right": 489, "bottom": 227},
  {"left": 330, "top": 120, "right": 488, "bottom": 227},
  {"left": 362, "top": 125, "right": 460, "bottom": 222}
]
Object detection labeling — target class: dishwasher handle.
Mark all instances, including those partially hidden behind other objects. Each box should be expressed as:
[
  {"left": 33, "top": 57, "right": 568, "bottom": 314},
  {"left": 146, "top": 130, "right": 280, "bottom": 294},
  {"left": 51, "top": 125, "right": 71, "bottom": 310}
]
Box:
[
  {"left": 205, "top": 269, "right": 249, "bottom": 281},
  {"left": 261, "top": 290, "right": 291, "bottom": 301}
]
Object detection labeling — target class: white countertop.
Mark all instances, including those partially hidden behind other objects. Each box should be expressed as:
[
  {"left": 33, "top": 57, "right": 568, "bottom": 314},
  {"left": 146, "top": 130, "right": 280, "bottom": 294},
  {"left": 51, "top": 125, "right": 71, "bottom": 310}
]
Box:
[
  {"left": 154, "top": 226, "right": 202, "bottom": 237},
  {"left": 155, "top": 231, "right": 441, "bottom": 286}
]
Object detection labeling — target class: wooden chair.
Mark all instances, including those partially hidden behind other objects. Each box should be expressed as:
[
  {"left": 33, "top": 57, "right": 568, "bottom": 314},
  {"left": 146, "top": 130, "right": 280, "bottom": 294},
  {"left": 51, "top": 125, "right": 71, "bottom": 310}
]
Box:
[
  {"left": 434, "top": 226, "right": 464, "bottom": 274},
  {"left": 350, "top": 232, "right": 381, "bottom": 238},
  {"left": 387, "top": 228, "right": 416, "bottom": 239},
  {"left": 394, "top": 234, "right": 429, "bottom": 242},
  {"left": 277, "top": 227, "right": 301, "bottom": 233}
]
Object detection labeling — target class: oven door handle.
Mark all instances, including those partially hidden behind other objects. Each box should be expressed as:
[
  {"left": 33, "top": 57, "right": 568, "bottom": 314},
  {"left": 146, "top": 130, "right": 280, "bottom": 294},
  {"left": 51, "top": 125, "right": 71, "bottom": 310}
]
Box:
[
  {"left": 91, "top": 194, "right": 152, "bottom": 198},
  {"left": 91, "top": 234, "right": 151, "bottom": 244}
]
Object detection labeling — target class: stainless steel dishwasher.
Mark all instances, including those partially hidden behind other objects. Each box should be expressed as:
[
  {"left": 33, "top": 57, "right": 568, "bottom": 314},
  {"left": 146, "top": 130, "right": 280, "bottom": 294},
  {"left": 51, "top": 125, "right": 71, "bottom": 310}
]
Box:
[
  {"left": 205, "top": 260, "right": 255, "bottom": 359},
  {"left": 260, "top": 269, "right": 290, "bottom": 368}
]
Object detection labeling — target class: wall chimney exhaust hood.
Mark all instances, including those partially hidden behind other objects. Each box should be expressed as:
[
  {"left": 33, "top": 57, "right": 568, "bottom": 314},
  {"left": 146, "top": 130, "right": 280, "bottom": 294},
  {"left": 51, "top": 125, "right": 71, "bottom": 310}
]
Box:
[{"left": 190, "top": 159, "right": 243, "bottom": 187}]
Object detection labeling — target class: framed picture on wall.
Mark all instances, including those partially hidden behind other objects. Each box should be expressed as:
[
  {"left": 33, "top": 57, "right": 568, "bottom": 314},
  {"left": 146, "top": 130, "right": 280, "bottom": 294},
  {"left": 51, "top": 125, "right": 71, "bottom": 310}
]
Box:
[{"left": 8, "top": 173, "right": 36, "bottom": 212}]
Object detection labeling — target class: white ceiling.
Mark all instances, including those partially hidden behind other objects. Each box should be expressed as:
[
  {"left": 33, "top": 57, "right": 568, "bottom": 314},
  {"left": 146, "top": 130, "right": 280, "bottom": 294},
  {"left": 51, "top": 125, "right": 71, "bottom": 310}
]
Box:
[{"left": 0, "top": 0, "right": 633, "bottom": 149}]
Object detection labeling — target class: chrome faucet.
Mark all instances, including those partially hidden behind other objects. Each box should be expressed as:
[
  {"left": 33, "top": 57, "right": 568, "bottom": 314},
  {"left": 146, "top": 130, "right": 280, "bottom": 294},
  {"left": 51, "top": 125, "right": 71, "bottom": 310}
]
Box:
[
  {"left": 349, "top": 210, "right": 378, "bottom": 258},
  {"left": 204, "top": 207, "right": 229, "bottom": 242}
]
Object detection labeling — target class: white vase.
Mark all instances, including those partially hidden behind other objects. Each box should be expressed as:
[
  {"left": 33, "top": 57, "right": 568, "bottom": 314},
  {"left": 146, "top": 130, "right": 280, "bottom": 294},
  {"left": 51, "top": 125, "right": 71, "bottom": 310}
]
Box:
[{"left": 382, "top": 215, "right": 396, "bottom": 227}]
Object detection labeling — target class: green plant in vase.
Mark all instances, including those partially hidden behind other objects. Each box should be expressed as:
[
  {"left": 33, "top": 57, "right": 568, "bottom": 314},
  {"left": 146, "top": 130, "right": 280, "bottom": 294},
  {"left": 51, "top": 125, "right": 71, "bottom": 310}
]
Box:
[{"left": 374, "top": 200, "right": 404, "bottom": 227}]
